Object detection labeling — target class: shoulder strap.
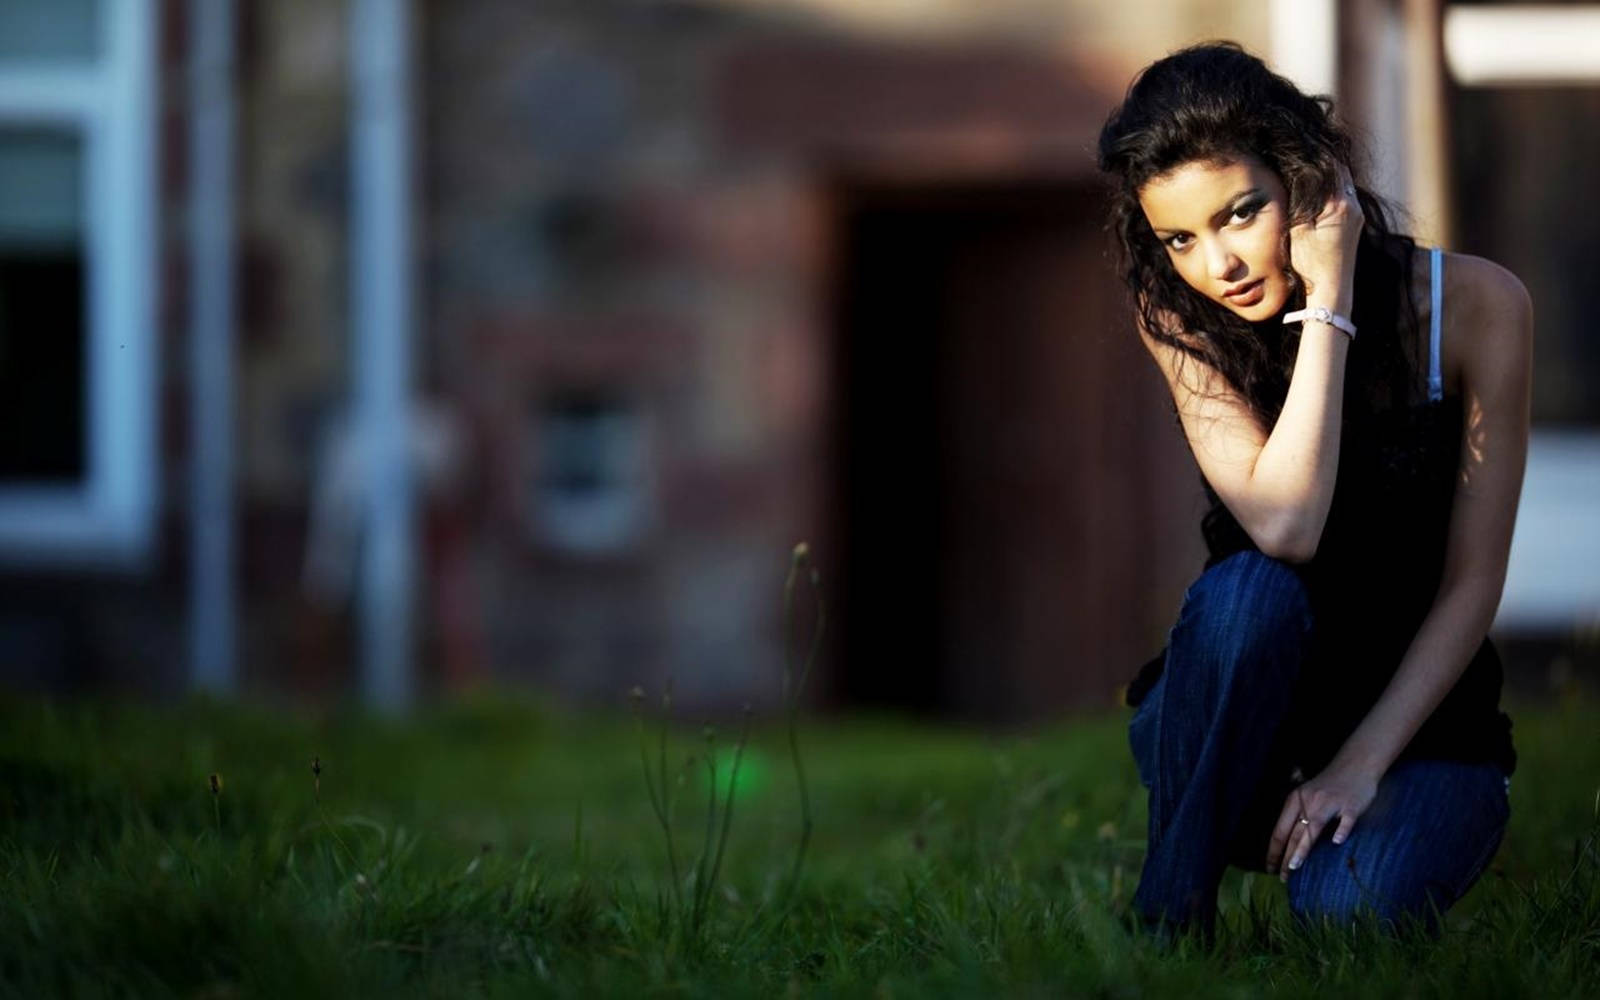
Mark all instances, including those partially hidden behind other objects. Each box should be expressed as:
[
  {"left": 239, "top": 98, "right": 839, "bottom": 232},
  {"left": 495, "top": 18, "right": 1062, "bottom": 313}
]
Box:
[{"left": 1429, "top": 246, "right": 1444, "bottom": 402}]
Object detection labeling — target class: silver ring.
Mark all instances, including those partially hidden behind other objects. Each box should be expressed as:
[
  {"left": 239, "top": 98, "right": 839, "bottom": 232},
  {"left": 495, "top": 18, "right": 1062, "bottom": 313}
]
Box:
[{"left": 1297, "top": 816, "right": 1310, "bottom": 826}]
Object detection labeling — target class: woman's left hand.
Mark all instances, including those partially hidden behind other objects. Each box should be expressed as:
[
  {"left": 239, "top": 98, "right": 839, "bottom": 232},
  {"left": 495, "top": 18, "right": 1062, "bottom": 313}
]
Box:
[{"left": 1265, "top": 759, "right": 1381, "bottom": 879}]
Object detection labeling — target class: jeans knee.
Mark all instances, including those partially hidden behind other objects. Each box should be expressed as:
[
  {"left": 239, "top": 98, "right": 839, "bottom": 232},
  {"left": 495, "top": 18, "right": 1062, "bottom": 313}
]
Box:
[
  {"left": 1191, "top": 551, "right": 1309, "bottom": 620},
  {"left": 1173, "top": 550, "right": 1312, "bottom": 687},
  {"left": 1288, "top": 870, "right": 1444, "bottom": 937}
]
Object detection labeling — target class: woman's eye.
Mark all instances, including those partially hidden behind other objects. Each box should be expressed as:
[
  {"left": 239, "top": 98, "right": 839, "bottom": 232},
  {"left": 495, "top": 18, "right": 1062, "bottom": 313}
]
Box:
[
  {"left": 1165, "top": 234, "right": 1191, "bottom": 251},
  {"left": 1230, "top": 203, "right": 1261, "bottom": 224}
]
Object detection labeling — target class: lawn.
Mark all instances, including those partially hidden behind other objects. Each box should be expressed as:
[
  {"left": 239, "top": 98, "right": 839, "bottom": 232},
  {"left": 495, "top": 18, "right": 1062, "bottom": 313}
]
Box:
[{"left": 0, "top": 687, "right": 1595, "bottom": 998}]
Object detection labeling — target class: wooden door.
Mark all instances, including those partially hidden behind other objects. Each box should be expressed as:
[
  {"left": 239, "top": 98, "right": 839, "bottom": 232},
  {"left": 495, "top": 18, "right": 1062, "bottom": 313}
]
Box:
[{"left": 831, "top": 182, "right": 1204, "bottom": 724}]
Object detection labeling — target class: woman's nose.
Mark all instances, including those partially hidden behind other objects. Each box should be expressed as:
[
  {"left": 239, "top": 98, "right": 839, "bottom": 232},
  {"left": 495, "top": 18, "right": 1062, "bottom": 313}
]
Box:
[{"left": 1205, "top": 241, "right": 1241, "bottom": 281}]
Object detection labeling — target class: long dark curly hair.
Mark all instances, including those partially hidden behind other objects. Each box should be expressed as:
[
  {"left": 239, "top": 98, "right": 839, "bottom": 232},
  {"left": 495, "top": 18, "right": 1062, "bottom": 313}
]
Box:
[{"left": 1097, "top": 41, "right": 1423, "bottom": 426}]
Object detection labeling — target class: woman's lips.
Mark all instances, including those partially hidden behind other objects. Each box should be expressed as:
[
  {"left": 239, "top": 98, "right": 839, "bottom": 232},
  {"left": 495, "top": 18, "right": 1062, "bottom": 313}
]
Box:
[{"left": 1224, "top": 278, "right": 1265, "bottom": 306}]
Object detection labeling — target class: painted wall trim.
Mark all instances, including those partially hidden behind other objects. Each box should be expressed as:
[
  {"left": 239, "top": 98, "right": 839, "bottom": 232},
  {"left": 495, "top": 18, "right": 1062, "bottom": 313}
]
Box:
[{"left": 0, "top": 0, "right": 158, "bottom": 569}]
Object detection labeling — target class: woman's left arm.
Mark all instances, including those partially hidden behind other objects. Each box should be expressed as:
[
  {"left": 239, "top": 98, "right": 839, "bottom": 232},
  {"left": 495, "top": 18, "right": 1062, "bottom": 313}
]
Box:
[{"left": 1266, "top": 254, "right": 1533, "bottom": 878}]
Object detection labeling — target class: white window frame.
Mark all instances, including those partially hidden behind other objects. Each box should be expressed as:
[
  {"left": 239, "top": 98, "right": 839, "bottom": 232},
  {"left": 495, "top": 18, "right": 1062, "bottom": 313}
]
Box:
[
  {"left": 1445, "top": 6, "right": 1600, "bottom": 86},
  {"left": 0, "top": 0, "right": 157, "bottom": 568}
]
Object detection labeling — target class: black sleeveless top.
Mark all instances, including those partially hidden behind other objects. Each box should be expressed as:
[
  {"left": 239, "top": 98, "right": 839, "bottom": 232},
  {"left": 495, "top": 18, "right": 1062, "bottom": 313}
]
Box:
[{"left": 1125, "top": 245, "right": 1517, "bottom": 779}]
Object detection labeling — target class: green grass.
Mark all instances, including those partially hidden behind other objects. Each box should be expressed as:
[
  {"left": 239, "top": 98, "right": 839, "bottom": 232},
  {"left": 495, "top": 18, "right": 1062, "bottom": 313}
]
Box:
[{"left": 0, "top": 689, "right": 1595, "bottom": 998}]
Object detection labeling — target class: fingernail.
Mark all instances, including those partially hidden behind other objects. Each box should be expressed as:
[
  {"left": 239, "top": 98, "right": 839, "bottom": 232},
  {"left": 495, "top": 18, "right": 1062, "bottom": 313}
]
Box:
[
  {"left": 1288, "top": 857, "right": 1301, "bottom": 871},
  {"left": 1332, "top": 834, "right": 1345, "bottom": 845}
]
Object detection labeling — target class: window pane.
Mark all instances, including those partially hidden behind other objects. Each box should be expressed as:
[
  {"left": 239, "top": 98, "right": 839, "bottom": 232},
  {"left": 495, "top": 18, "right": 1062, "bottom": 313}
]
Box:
[
  {"left": 530, "top": 392, "right": 647, "bottom": 553},
  {"left": 0, "top": 130, "right": 86, "bottom": 483},
  {"left": 0, "top": 0, "right": 100, "bottom": 62},
  {"left": 0, "top": 131, "right": 83, "bottom": 243}
]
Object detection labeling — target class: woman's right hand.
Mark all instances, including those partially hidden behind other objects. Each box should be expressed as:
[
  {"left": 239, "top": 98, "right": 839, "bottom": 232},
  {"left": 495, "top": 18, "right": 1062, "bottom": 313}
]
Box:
[{"left": 1287, "top": 162, "right": 1364, "bottom": 311}]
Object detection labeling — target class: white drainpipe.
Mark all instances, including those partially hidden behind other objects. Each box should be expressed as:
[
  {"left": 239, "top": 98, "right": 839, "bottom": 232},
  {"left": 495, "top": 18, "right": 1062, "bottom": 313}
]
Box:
[
  {"left": 188, "top": 0, "right": 236, "bottom": 694},
  {"left": 351, "top": 0, "right": 417, "bottom": 710}
]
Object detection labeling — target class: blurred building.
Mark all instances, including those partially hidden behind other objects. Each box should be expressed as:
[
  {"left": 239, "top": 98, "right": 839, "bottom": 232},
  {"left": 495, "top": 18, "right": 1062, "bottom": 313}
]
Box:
[{"left": 0, "top": 0, "right": 1594, "bottom": 719}]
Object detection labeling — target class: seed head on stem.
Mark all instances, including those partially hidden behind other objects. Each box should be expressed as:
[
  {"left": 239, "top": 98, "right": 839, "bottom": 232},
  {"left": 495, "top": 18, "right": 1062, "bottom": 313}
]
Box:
[
  {"left": 779, "top": 539, "right": 823, "bottom": 906},
  {"left": 208, "top": 773, "right": 222, "bottom": 835}
]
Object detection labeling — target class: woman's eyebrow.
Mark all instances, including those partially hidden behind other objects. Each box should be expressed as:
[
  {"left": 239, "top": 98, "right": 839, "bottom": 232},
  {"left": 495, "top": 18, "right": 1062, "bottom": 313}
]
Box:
[{"left": 1152, "top": 188, "right": 1265, "bottom": 235}]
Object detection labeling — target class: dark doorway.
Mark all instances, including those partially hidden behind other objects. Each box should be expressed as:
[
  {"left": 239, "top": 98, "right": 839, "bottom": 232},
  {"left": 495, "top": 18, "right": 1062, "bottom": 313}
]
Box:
[{"left": 828, "top": 180, "right": 1202, "bottom": 725}]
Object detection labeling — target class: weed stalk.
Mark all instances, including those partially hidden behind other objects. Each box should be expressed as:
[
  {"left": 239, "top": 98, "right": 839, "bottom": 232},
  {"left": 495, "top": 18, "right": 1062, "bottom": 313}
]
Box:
[
  {"left": 208, "top": 772, "right": 222, "bottom": 838},
  {"left": 311, "top": 755, "right": 360, "bottom": 873},
  {"left": 781, "top": 542, "right": 824, "bottom": 902},
  {"left": 692, "top": 725, "right": 719, "bottom": 934},
  {"left": 688, "top": 707, "right": 754, "bottom": 937},
  {"left": 631, "top": 679, "right": 686, "bottom": 920},
  {"left": 706, "top": 705, "right": 752, "bottom": 932},
  {"left": 630, "top": 542, "right": 822, "bottom": 948}
]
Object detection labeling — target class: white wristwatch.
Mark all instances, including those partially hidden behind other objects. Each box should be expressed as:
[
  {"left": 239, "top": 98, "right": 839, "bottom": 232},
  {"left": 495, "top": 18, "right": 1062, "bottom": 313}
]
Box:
[{"left": 1282, "top": 305, "right": 1356, "bottom": 339}]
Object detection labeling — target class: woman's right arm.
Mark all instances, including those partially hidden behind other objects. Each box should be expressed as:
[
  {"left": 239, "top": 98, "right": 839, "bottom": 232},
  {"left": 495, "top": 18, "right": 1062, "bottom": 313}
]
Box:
[
  {"left": 1140, "top": 314, "right": 1350, "bottom": 563},
  {"left": 1143, "top": 165, "right": 1363, "bottom": 562}
]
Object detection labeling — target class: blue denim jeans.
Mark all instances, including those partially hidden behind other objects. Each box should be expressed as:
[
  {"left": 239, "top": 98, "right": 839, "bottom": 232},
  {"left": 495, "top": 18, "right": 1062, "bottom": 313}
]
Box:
[{"left": 1128, "top": 550, "right": 1510, "bottom": 940}]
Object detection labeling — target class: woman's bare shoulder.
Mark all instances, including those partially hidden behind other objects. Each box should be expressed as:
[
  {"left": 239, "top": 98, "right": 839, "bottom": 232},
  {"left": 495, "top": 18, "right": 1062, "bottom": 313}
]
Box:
[
  {"left": 1135, "top": 309, "right": 1215, "bottom": 388},
  {"left": 1442, "top": 251, "right": 1533, "bottom": 352},
  {"left": 1419, "top": 249, "right": 1533, "bottom": 392},
  {"left": 1441, "top": 251, "right": 1531, "bottom": 316},
  {"left": 1409, "top": 246, "right": 1529, "bottom": 311}
]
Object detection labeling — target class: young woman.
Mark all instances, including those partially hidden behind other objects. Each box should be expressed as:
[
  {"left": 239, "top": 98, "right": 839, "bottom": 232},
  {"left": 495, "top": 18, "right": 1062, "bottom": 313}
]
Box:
[{"left": 1096, "top": 42, "right": 1531, "bottom": 941}]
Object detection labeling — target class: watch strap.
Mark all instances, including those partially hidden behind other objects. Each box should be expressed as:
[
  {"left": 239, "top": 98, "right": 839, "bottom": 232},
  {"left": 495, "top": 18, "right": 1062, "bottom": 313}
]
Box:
[{"left": 1282, "top": 306, "right": 1356, "bottom": 338}]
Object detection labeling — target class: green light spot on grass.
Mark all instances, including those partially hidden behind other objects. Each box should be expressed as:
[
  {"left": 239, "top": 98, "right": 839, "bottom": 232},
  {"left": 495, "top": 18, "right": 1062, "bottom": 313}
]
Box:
[{"left": 705, "top": 746, "right": 770, "bottom": 802}]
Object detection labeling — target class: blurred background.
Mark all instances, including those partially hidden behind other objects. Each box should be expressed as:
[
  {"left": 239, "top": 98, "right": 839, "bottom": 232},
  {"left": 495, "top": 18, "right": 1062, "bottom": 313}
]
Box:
[{"left": 0, "top": 0, "right": 1595, "bottom": 720}]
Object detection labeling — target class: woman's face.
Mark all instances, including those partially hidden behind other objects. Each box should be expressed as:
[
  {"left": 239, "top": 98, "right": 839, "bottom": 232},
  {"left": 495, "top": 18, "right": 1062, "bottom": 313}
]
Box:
[{"left": 1136, "top": 154, "right": 1293, "bottom": 321}]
